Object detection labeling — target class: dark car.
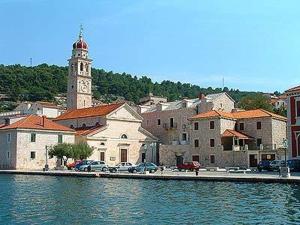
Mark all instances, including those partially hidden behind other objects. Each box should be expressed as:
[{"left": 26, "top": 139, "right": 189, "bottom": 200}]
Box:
[
  {"left": 287, "top": 159, "right": 300, "bottom": 172},
  {"left": 177, "top": 161, "right": 201, "bottom": 171},
  {"left": 257, "top": 160, "right": 271, "bottom": 172},
  {"left": 128, "top": 162, "right": 158, "bottom": 173}
]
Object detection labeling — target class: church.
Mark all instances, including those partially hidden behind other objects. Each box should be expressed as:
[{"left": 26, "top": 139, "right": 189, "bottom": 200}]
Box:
[
  {"left": 0, "top": 28, "right": 158, "bottom": 170},
  {"left": 54, "top": 29, "right": 158, "bottom": 166}
]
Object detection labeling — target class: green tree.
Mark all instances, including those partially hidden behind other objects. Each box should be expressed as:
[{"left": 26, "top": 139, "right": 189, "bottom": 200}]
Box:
[
  {"left": 238, "top": 93, "right": 273, "bottom": 111},
  {"left": 48, "top": 143, "right": 73, "bottom": 159},
  {"left": 71, "top": 142, "right": 94, "bottom": 160}
]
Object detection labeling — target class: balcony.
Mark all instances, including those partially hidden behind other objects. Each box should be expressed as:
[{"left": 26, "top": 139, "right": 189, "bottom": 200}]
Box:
[
  {"left": 171, "top": 140, "right": 190, "bottom": 145},
  {"left": 163, "top": 123, "right": 178, "bottom": 130}
]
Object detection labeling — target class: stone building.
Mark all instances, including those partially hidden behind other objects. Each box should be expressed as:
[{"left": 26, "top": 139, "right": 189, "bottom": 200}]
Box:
[
  {"left": 140, "top": 92, "right": 235, "bottom": 146},
  {"left": 286, "top": 85, "right": 300, "bottom": 158},
  {"left": 0, "top": 115, "right": 75, "bottom": 170},
  {"left": 160, "top": 109, "right": 287, "bottom": 168},
  {"left": 54, "top": 102, "right": 158, "bottom": 166}
]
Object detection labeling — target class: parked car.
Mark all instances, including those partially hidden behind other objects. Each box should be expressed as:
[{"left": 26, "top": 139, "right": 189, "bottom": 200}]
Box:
[
  {"left": 269, "top": 160, "right": 286, "bottom": 171},
  {"left": 111, "top": 162, "right": 136, "bottom": 172},
  {"left": 79, "top": 160, "right": 109, "bottom": 172},
  {"left": 287, "top": 159, "right": 300, "bottom": 172},
  {"left": 75, "top": 160, "right": 93, "bottom": 171},
  {"left": 177, "top": 161, "right": 201, "bottom": 171},
  {"left": 67, "top": 160, "right": 82, "bottom": 170},
  {"left": 128, "top": 162, "right": 158, "bottom": 173},
  {"left": 257, "top": 160, "right": 272, "bottom": 172}
]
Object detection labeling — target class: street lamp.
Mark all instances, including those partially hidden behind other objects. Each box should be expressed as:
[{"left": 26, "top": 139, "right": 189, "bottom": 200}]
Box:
[
  {"left": 44, "top": 145, "right": 49, "bottom": 171},
  {"left": 283, "top": 138, "right": 288, "bottom": 166}
]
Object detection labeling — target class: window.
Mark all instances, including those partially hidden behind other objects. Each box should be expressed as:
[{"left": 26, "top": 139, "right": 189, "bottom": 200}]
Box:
[
  {"left": 194, "top": 139, "right": 199, "bottom": 147},
  {"left": 194, "top": 122, "right": 199, "bottom": 130},
  {"left": 210, "top": 155, "right": 215, "bottom": 164},
  {"left": 82, "top": 123, "right": 86, "bottom": 128},
  {"left": 100, "top": 152, "right": 105, "bottom": 161},
  {"left": 70, "top": 125, "right": 74, "bottom": 129},
  {"left": 182, "top": 133, "right": 187, "bottom": 141},
  {"left": 239, "top": 123, "right": 244, "bottom": 130},
  {"left": 30, "top": 133, "right": 36, "bottom": 142},
  {"left": 257, "top": 122, "right": 262, "bottom": 130},
  {"left": 210, "top": 139, "right": 215, "bottom": 147},
  {"left": 58, "top": 134, "right": 63, "bottom": 144},
  {"left": 142, "top": 153, "right": 146, "bottom": 162},
  {"left": 146, "top": 120, "right": 149, "bottom": 125},
  {"left": 80, "top": 62, "right": 83, "bottom": 71},
  {"left": 121, "top": 134, "right": 128, "bottom": 139},
  {"left": 170, "top": 118, "right": 174, "bottom": 128},
  {"left": 192, "top": 155, "right": 200, "bottom": 162},
  {"left": 297, "top": 101, "right": 300, "bottom": 117},
  {"left": 210, "top": 121, "right": 215, "bottom": 129},
  {"left": 7, "top": 152, "right": 10, "bottom": 159},
  {"left": 30, "top": 151, "right": 36, "bottom": 159},
  {"left": 257, "top": 138, "right": 262, "bottom": 147},
  {"left": 157, "top": 119, "right": 161, "bottom": 126},
  {"left": 7, "top": 133, "right": 11, "bottom": 143}
]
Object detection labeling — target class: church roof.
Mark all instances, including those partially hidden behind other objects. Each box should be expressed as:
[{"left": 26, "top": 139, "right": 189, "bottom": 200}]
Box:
[
  {"left": 54, "top": 103, "right": 125, "bottom": 121},
  {"left": 0, "top": 115, "right": 74, "bottom": 132}
]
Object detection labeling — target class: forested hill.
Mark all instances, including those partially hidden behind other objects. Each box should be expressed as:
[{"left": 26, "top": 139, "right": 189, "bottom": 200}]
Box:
[{"left": 0, "top": 64, "right": 261, "bottom": 104}]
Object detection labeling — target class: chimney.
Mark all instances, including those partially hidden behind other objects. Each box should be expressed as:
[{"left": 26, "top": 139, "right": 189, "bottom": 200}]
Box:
[
  {"left": 198, "top": 93, "right": 206, "bottom": 100},
  {"left": 4, "top": 118, "right": 10, "bottom": 126},
  {"left": 41, "top": 116, "right": 46, "bottom": 127}
]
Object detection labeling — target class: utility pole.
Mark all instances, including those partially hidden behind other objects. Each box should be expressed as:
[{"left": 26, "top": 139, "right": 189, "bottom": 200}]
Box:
[{"left": 30, "top": 58, "right": 33, "bottom": 67}]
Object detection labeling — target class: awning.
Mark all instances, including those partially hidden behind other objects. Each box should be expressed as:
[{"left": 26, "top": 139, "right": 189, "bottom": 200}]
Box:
[{"left": 222, "top": 129, "right": 253, "bottom": 140}]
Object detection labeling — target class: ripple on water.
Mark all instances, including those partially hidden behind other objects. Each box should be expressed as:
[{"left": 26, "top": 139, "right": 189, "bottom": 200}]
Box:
[{"left": 0, "top": 175, "right": 300, "bottom": 225}]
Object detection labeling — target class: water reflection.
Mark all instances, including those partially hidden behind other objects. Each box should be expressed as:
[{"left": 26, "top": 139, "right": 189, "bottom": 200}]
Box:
[{"left": 0, "top": 175, "right": 300, "bottom": 224}]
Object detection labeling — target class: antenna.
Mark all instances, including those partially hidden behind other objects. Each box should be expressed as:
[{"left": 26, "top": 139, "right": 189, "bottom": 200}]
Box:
[{"left": 30, "top": 58, "right": 33, "bottom": 67}]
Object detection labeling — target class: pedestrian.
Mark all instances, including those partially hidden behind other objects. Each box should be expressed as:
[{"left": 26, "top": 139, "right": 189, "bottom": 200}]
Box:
[
  {"left": 160, "top": 165, "right": 165, "bottom": 175},
  {"left": 87, "top": 165, "right": 91, "bottom": 172},
  {"left": 195, "top": 168, "right": 199, "bottom": 176}
]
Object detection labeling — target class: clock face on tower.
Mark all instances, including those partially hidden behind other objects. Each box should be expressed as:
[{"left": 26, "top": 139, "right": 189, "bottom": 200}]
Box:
[{"left": 79, "top": 80, "right": 89, "bottom": 93}]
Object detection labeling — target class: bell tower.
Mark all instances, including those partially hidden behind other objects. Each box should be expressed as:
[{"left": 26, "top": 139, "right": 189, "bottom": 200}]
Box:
[{"left": 67, "top": 25, "right": 92, "bottom": 110}]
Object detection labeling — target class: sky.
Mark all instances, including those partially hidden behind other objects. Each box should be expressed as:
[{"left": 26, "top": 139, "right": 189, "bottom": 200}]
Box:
[{"left": 0, "top": 0, "right": 300, "bottom": 93}]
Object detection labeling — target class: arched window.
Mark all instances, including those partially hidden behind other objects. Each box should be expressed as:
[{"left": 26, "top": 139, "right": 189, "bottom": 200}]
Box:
[
  {"left": 86, "top": 64, "right": 89, "bottom": 73},
  {"left": 95, "top": 122, "right": 100, "bottom": 126},
  {"left": 100, "top": 142, "right": 105, "bottom": 146},
  {"left": 80, "top": 62, "right": 83, "bottom": 71},
  {"left": 121, "top": 134, "right": 128, "bottom": 139},
  {"left": 70, "top": 125, "right": 74, "bottom": 129},
  {"left": 82, "top": 123, "right": 86, "bottom": 128}
]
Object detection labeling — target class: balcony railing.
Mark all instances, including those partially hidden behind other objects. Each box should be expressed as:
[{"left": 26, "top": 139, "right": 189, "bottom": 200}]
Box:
[
  {"left": 163, "top": 123, "right": 178, "bottom": 130},
  {"left": 171, "top": 140, "right": 190, "bottom": 145}
]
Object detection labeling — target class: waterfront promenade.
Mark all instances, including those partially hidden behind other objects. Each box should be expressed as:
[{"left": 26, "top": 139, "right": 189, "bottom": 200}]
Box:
[{"left": 1, "top": 169, "right": 300, "bottom": 184}]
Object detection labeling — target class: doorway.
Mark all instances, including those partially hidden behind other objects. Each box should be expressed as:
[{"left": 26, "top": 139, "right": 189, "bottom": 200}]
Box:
[
  {"left": 176, "top": 156, "right": 184, "bottom": 166},
  {"left": 249, "top": 154, "right": 258, "bottom": 167},
  {"left": 120, "top": 149, "right": 128, "bottom": 162}
]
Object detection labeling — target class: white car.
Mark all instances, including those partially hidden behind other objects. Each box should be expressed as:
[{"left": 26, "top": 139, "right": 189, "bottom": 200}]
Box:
[{"left": 115, "top": 162, "right": 136, "bottom": 172}]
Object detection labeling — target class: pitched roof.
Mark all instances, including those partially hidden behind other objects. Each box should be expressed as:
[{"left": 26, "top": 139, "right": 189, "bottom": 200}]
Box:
[
  {"left": 190, "top": 110, "right": 235, "bottom": 120},
  {"left": 191, "top": 109, "right": 287, "bottom": 121},
  {"left": 232, "top": 109, "right": 287, "bottom": 121},
  {"left": 54, "top": 103, "right": 124, "bottom": 121},
  {"left": 222, "top": 129, "right": 253, "bottom": 139},
  {"left": 75, "top": 125, "right": 106, "bottom": 136},
  {"left": 286, "top": 85, "right": 300, "bottom": 93},
  {"left": 0, "top": 115, "right": 74, "bottom": 132}
]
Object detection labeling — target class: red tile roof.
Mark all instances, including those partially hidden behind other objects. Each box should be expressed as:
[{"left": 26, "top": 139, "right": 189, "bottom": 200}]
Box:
[
  {"left": 286, "top": 85, "right": 300, "bottom": 93},
  {"left": 75, "top": 125, "right": 106, "bottom": 136},
  {"left": 191, "top": 109, "right": 287, "bottom": 121},
  {"left": 54, "top": 103, "right": 124, "bottom": 121},
  {"left": 222, "top": 129, "right": 253, "bottom": 139},
  {"left": 0, "top": 115, "right": 74, "bottom": 132},
  {"left": 191, "top": 110, "right": 235, "bottom": 120}
]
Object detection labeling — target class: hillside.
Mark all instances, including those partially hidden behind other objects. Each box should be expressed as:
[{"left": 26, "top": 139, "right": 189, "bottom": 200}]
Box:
[{"left": 0, "top": 64, "right": 264, "bottom": 111}]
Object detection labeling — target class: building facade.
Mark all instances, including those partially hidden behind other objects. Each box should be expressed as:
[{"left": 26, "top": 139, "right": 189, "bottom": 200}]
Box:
[
  {"left": 0, "top": 115, "right": 75, "bottom": 170},
  {"left": 159, "top": 109, "right": 287, "bottom": 168},
  {"left": 286, "top": 86, "right": 300, "bottom": 158},
  {"left": 54, "top": 103, "right": 158, "bottom": 166}
]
